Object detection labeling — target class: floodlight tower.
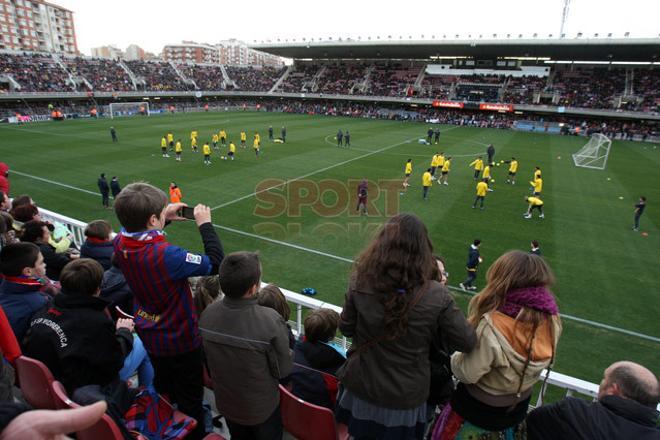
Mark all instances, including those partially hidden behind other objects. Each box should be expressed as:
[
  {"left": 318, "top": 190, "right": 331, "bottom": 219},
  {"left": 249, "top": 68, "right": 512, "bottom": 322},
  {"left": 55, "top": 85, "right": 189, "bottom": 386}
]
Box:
[{"left": 560, "top": 0, "right": 571, "bottom": 37}]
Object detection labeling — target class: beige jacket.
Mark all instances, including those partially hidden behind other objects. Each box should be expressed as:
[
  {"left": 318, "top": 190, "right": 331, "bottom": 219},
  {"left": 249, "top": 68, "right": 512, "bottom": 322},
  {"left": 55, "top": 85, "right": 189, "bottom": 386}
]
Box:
[{"left": 451, "top": 311, "right": 561, "bottom": 396}]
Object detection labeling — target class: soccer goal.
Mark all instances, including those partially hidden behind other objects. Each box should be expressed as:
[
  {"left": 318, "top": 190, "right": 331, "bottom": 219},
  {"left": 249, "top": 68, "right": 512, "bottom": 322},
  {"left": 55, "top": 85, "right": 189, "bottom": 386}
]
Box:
[
  {"left": 572, "top": 133, "right": 612, "bottom": 170},
  {"left": 108, "top": 102, "right": 150, "bottom": 119}
]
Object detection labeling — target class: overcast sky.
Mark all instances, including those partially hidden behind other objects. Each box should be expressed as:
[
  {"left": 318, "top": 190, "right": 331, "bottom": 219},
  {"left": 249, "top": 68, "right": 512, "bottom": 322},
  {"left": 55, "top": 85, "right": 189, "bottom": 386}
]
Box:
[{"left": 56, "top": 0, "right": 660, "bottom": 55}]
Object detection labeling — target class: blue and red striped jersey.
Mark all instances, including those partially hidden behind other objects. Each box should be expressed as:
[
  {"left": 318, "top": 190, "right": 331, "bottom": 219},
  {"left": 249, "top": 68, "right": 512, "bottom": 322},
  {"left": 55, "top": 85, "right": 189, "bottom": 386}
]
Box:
[{"left": 113, "top": 230, "right": 212, "bottom": 356}]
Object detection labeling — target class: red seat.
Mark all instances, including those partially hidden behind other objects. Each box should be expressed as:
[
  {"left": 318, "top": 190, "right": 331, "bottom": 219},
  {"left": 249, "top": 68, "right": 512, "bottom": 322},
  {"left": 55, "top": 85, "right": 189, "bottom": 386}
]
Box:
[
  {"left": 51, "top": 380, "right": 131, "bottom": 440},
  {"left": 279, "top": 384, "right": 348, "bottom": 440},
  {"left": 15, "top": 355, "right": 57, "bottom": 409},
  {"left": 203, "top": 434, "right": 228, "bottom": 440}
]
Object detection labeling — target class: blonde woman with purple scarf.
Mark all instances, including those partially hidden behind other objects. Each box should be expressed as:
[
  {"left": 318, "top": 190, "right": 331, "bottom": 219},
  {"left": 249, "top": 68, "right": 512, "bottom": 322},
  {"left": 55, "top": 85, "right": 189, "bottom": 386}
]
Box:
[{"left": 432, "top": 250, "right": 562, "bottom": 439}]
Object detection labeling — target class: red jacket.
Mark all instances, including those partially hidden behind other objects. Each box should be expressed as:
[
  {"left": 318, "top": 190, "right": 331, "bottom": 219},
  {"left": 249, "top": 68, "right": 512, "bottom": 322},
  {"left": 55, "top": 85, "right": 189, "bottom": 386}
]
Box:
[
  {"left": 0, "top": 162, "right": 9, "bottom": 195},
  {"left": 0, "top": 305, "right": 21, "bottom": 362}
]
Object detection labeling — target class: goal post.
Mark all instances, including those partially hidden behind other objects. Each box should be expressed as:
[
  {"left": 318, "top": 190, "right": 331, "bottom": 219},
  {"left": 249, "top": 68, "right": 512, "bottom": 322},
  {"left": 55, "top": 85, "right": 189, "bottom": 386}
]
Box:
[
  {"left": 572, "top": 133, "right": 612, "bottom": 170},
  {"left": 108, "top": 102, "right": 150, "bottom": 119}
]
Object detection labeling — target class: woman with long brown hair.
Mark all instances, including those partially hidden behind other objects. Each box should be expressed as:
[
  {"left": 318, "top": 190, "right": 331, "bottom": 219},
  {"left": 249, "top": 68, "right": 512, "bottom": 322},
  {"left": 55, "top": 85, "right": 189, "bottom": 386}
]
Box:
[
  {"left": 432, "top": 250, "right": 562, "bottom": 439},
  {"left": 336, "top": 213, "right": 476, "bottom": 439}
]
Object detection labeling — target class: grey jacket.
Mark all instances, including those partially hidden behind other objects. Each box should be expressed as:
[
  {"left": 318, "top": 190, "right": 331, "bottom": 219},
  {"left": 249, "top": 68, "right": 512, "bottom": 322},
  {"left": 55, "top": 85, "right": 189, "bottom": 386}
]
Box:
[
  {"left": 200, "top": 296, "right": 293, "bottom": 425},
  {"left": 338, "top": 280, "right": 476, "bottom": 409}
]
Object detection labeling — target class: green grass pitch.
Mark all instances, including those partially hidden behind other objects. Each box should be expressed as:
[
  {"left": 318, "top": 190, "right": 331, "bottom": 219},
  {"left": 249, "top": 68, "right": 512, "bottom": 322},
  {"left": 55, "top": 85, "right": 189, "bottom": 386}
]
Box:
[{"left": 1, "top": 110, "right": 658, "bottom": 386}]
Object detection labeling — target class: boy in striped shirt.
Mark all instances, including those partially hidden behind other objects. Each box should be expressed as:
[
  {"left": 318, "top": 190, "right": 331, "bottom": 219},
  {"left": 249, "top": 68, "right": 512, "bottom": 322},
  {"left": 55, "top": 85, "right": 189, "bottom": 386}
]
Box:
[{"left": 113, "top": 183, "right": 224, "bottom": 439}]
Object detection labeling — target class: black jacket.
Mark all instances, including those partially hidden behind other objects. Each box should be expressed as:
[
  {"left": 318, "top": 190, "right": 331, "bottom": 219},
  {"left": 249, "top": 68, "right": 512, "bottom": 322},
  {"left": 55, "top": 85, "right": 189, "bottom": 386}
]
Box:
[
  {"left": 466, "top": 245, "right": 481, "bottom": 271},
  {"left": 80, "top": 239, "right": 114, "bottom": 270},
  {"left": 97, "top": 177, "right": 109, "bottom": 195},
  {"left": 100, "top": 266, "right": 133, "bottom": 315},
  {"left": 110, "top": 180, "right": 121, "bottom": 197},
  {"left": 37, "top": 242, "right": 71, "bottom": 281},
  {"left": 289, "top": 340, "right": 345, "bottom": 408},
  {"left": 526, "top": 395, "right": 659, "bottom": 440},
  {"left": 23, "top": 292, "right": 133, "bottom": 394}
]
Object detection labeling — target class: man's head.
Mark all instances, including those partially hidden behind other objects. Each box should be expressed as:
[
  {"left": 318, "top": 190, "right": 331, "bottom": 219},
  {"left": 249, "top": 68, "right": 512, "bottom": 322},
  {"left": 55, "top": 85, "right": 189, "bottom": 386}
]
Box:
[
  {"left": 304, "top": 308, "right": 340, "bottom": 343},
  {"left": 114, "top": 183, "right": 168, "bottom": 232},
  {"left": 531, "top": 240, "right": 540, "bottom": 249},
  {"left": 473, "top": 239, "right": 481, "bottom": 247},
  {"left": 59, "top": 259, "right": 104, "bottom": 297},
  {"left": 0, "top": 242, "right": 45, "bottom": 278},
  {"left": 11, "top": 195, "right": 33, "bottom": 211},
  {"left": 84, "top": 220, "right": 112, "bottom": 241},
  {"left": 640, "top": 196, "right": 646, "bottom": 202},
  {"left": 598, "top": 361, "right": 659, "bottom": 408},
  {"left": 218, "top": 251, "right": 261, "bottom": 299},
  {"left": 0, "top": 191, "right": 9, "bottom": 211},
  {"left": 482, "top": 178, "right": 489, "bottom": 183},
  {"left": 100, "top": 173, "right": 105, "bottom": 179}
]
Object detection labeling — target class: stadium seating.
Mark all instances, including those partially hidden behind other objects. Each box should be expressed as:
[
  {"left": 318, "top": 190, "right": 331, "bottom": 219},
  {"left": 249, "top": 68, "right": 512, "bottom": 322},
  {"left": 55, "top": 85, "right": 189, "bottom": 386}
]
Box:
[
  {"left": 63, "top": 57, "right": 134, "bottom": 92},
  {"left": 125, "top": 60, "right": 190, "bottom": 91},
  {"left": 279, "top": 384, "right": 348, "bottom": 440},
  {"left": 226, "top": 66, "right": 287, "bottom": 92},
  {"left": 0, "top": 52, "right": 73, "bottom": 92},
  {"left": 14, "top": 355, "right": 58, "bottom": 410}
]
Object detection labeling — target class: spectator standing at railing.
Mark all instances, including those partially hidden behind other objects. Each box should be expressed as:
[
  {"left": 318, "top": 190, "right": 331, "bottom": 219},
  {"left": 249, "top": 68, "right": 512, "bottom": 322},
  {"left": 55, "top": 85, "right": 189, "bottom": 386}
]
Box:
[
  {"left": 336, "top": 214, "right": 476, "bottom": 440},
  {"left": 431, "top": 250, "right": 561, "bottom": 439},
  {"left": 526, "top": 361, "right": 659, "bottom": 440}
]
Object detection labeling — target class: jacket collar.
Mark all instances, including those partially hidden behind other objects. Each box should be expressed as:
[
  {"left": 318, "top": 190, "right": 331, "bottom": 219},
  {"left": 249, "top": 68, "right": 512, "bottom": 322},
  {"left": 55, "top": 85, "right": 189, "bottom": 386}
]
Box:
[
  {"left": 53, "top": 292, "right": 110, "bottom": 311},
  {"left": 600, "top": 395, "right": 659, "bottom": 427},
  {"left": 222, "top": 296, "right": 258, "bottom": 308}
]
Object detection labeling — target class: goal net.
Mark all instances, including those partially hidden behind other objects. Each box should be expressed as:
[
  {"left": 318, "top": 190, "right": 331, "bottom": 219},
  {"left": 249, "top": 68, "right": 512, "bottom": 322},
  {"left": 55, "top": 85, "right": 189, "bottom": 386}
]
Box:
[
  {"left": 108, "top": 102, "right": 150, "bottom": 119},
  {"left": 572, "top": 133, "right": 612, "bottom": 170}
]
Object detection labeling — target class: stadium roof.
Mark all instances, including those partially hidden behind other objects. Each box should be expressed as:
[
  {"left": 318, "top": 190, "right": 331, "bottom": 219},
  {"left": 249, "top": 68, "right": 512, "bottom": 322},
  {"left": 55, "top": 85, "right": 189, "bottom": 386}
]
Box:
[{"left": 250, "top": 38, "right": 660, "bottom": 62}]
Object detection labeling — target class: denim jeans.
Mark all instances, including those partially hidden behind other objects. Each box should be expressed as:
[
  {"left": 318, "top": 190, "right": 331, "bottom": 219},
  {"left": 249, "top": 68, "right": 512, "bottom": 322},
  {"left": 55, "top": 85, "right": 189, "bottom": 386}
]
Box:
[{"left": 119, "top": 334, "right": 154, "bottom": 388}]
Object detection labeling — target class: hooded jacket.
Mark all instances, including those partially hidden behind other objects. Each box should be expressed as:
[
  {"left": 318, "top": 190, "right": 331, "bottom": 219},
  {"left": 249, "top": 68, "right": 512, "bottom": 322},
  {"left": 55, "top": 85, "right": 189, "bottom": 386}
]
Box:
[
  {"left": 451, "top": 311, "right": 562, "bottom": 397},
  {"left": 23, "top": 292, "right": 132, "bottom": 394},
  {"left": 0, "top": 276, "right": 49, "bottom": 343}
]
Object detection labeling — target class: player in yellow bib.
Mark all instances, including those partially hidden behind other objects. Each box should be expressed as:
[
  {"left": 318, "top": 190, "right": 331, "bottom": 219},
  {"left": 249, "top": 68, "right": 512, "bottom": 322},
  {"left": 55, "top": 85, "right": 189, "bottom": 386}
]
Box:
[
  {"left": 161, "top": 136, "right": 169, "bottom": 158},
  {"left": 219, "top": 129, "right": 227, "bottom": 146},
  {"left": 530, "top": 177, "right": 543, "bottom": 196},
  {"left": 422, "top": 168, "right": 432, "bottom": 201},
  {"left": 430, "top": 153, "right": 441, "bottom": 179},
  {"left": 167, "top": 132, "right": 174, "bottom": 151},
  {"left": 240, "top": 131, "right": 247, "bottom": 148},
  {"left": 227, "top": 142, "right": 236, "bottom": 160},
  {"left": 253, "top": 138, "right": 260, "bottom": 157},
  {"left": 505, "top": 157, "right": 518, "bottom": 185},
  {"left": 472, "top": 178, "right": 489, "bottom": 210},
  {"left": 524, "top": 196, "right": 544, "bottom": 219},
  {"left": 469, "top": 157, "right": 484, "bottom": 180},
  {"left": 203, "top": 143, "right": 211, "bottom": 165},
  {"left": 191, "top": 137, "right": 198, "bottom": 152},
  {"left": 175, "top": 139, "right": 183, "bottom": 161},
  {"left": 440, "top": 157, "right": 452, "bottom": 185},
  {"left": 212, "top": 134, "right": 219, "bottom": 150},
  {"left": 403, "top": 159, "right": 413, "bottom": 189},
  {"left": 483, "top": 165, "right": 494, "bottom": 191}
]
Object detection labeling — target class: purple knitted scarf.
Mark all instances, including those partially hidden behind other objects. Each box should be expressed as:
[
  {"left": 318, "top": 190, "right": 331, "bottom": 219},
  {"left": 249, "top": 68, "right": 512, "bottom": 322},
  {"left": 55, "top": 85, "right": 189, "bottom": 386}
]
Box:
[{"left": 498, "top": 286, "right": 559, "bottom": 318}]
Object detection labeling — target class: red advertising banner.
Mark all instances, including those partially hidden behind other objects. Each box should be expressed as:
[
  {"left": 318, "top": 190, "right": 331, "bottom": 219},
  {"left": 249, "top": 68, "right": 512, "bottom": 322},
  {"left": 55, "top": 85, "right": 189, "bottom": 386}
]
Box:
[
  {"left": 479, "top": 103, "right": 514, "bottom": 112},
  {"left": 432, "top": 100, "right": 464, "bottom": 109}
]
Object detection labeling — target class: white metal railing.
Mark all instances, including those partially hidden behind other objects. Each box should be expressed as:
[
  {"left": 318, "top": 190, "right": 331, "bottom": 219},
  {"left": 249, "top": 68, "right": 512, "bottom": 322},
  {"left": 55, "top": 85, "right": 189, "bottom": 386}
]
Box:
[{"left": 37, "top": 205, "right": 660, "bottom": 409}]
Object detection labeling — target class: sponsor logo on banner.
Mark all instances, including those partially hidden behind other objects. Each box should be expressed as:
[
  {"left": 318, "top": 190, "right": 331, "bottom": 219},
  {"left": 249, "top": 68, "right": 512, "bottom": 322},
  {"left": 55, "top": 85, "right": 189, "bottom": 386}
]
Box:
[
  {"left": 432, "top": 100, "right": 464, "bottom": 109},
  {"left": 479, "top": 103, "right": 514, "bottom": 112}
]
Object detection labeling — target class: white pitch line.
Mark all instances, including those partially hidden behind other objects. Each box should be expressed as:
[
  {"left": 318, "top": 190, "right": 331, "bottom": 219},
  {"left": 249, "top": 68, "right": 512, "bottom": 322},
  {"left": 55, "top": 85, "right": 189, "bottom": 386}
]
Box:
[
  {"left": 11, "top": 161, "right": 660, "bottom": 343},
  {"left": 210, "top": 136, "right": 417, "bottom": 211},
  {"left": 11, "top": 170, "right": 103, "bottom": 197}
]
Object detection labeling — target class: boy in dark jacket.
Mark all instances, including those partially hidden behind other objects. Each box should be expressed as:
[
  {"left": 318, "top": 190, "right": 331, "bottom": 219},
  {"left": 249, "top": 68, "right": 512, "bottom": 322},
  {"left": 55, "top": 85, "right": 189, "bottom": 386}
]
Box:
[
  {"left": 290, "top": 308, "right": 345, "bottom": 408},
  {"left": 0, "top": 242, "right": 49, "bottom": 343},
  {"left": 80, "top": 220, "right": 114, "bottom": 270},
  {"left": 23, "top": 259, "right": 134, "bottom": 394}
]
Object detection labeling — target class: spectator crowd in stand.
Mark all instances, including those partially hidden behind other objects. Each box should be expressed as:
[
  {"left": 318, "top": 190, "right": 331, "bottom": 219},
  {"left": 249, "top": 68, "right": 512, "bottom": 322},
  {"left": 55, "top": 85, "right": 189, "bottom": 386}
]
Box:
[{"left": 0, "top": 52, "right": 658, "bottom": 113}]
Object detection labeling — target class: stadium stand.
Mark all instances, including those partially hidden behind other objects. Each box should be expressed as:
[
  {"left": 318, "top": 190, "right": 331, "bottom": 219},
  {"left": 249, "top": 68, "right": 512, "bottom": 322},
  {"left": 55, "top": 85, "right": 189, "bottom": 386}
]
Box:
[
  {"left": 0, "top": 52, "right": 74, "bottom": 92},
  {"left": 226, "top": 65, "right": 287, "bottom": 91},
  {"left": 178, "top": 63, "right": 226, "bottom": 90},
  {"left": 62, "top": 57, "right": 134, "bottom": 92},
  {"left": 125, "top": 60, "right": 190, "bottom": 91}
]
